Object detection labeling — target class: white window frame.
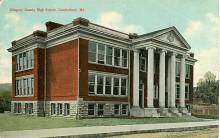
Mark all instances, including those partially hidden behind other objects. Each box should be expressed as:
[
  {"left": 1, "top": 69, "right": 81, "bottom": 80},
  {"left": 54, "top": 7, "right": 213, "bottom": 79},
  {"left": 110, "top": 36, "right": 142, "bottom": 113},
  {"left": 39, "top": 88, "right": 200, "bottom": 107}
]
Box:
[
  {"left": 121, "top": 104, "right": 128, "bottom": 115},
  {"left": 175, "top": 83, "right": 180, "bottom": 99},
  {"left": 15, "top": 75, "right": 34, "bottom": 97}
]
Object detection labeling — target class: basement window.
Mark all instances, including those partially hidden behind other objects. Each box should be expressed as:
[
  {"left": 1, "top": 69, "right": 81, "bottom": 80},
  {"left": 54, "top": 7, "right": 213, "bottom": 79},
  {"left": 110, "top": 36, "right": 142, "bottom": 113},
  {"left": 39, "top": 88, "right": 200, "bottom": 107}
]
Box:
[
  {"left": 64, "top": 103, "right": 70, "bottom": 116},
  {"left": 97, "top": 104, "right": 104, "bottom": 116},
  {"left": 88, "top": 104, "right": 95, "bottom": 115}
]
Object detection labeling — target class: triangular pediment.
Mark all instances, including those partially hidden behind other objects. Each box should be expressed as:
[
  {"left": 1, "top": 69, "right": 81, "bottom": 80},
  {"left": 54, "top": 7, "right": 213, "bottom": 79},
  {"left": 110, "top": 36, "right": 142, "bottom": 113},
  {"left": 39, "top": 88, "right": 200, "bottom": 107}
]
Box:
[{"left": 139, "top": 27, "right": 191, "bottom": 49}]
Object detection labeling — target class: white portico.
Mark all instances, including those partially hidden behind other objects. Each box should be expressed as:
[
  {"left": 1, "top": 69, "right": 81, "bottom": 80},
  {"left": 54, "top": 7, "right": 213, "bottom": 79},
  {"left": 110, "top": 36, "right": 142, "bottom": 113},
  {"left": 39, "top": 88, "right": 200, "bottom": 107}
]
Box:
[{"left": 130, "top": 27, "right": 196, "bottom": 117}]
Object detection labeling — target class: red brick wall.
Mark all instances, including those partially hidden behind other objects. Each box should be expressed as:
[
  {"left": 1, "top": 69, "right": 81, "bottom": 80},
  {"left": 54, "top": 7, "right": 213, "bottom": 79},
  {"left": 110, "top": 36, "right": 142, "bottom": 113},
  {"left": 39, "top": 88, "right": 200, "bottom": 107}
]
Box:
[{"left": 46, "top": 40, "right": 78, "bottom": 101}]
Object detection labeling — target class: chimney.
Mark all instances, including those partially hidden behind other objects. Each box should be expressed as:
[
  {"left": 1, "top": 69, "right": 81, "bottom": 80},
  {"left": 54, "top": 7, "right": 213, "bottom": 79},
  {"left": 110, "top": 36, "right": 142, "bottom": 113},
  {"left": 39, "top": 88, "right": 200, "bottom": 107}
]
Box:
[
  {"left": 33, "top": 30, "right": 47, "bottom": 38},
  {"left": 73, "top": 17, "right": 89, "bottom": 26},
  {"left": 129, "top": 33, "right": 138, "bottom": 39},
  {"left": 45, "top": 21, "right": 63, "bottom": 32},
  {"left": 11, "top": 40, "right": 16, "bottom": 47}
]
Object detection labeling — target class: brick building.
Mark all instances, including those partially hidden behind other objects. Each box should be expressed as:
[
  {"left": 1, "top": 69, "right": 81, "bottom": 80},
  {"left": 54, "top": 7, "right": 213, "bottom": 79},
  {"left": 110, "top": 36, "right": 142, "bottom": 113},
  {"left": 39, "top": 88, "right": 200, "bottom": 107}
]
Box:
[{"left": 8, "top": 17, "right": 196, "bottom": 118}]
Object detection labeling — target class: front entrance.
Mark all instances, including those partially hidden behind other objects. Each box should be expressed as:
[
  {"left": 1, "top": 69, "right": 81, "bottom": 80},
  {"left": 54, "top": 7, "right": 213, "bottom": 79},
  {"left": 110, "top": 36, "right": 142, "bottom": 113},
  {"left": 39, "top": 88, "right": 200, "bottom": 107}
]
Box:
[{"left": 139, "top": 83, "right": 144, "bottom": 108}]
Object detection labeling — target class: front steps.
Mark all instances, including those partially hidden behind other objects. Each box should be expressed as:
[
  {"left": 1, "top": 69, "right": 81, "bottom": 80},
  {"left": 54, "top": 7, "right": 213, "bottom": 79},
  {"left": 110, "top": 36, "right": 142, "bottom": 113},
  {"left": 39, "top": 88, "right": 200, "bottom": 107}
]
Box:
[{"left": 130, "top": 107, "right": 191, "bottom": 117}]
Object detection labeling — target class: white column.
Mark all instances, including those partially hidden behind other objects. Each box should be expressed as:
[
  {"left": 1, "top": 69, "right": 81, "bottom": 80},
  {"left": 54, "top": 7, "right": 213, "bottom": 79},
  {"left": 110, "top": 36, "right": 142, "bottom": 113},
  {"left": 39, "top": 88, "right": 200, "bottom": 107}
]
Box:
[
  {"left": 167, "top": 56, "right": 171, "bottom": 107},
  {"left": 147, "top": 47, "right": 155, "bottom": 108},
  {"left": 133, "top": 49, "right": 139, "bottom": 107},
  {"left": 159, "top": 49, "right": 166, "bottom": 108},
  {"left": 180, "top": 55, "right": 186, "bottom": 108},
  {"left": 170, "top": 52, "right": 176, "bottom": 108}
]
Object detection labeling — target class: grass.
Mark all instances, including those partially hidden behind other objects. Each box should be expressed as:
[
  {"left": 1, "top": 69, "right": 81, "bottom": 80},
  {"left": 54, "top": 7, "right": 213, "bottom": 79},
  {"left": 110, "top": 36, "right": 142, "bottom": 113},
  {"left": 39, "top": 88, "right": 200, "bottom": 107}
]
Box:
[{"left": 0, "top": 113, "right": 206, "bottom": 131}]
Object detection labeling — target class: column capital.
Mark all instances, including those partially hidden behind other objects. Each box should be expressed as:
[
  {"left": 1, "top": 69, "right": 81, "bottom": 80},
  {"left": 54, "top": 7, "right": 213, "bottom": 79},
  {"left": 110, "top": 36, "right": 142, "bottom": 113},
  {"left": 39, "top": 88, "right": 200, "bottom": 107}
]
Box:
[
  {"left": 146, "top": 46, "right": 156, "bottom": 50},
  {"left": 171, "top": 51, "right": 177, "bottom": 56},
  {"left": 132, "top": 48, "right": 140, "bottom": 53},
  {"left": 160, "top": 49, "right": 167, "bottom": 53}
]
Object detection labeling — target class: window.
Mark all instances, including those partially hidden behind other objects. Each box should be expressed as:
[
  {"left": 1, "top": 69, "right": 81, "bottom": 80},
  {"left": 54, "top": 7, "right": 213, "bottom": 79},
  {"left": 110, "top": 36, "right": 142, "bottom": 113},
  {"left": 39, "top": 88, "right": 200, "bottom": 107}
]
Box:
[
  {"left": 121, "top": 78, "right": 127, "bottom": 96},
  {"left": 186, "top": 64, "right": 190, "bottom": 78},
  {"left": 14, "top": 103, "right": 21, "bottom": 113},
  {"left": 114, "top": 48, "right": 120, "bottom": 66},
  {"left": 88, "top": 74, "right": 96, "bottom": 95},
  {"left": 16, "top": 55, "right": 19, "bottom": 71},
  {"left": 57, "top": 103, "right": 62, "bottom": 115},
  {"left": 64, "top": 103, "right": 70, "bottom": 116},
  {"left": 113, "top": 78, "right": 120, "bottom": 95},
  {"left": 28, "top": 103, "right": 33, "bottom": 114},
  {"left": 185, "top": 84, "right": 190, "bottom": 100},
  {"left": 88, "top": 104, "right": 95, "bottom": 115},
  {"left": 31, "top": 78, "right": 34, "bottom": 95},
  {"left": 23, "top": 79, "right": 26, "bottom": 95},
  {"left": 51, "top": 103, "right": 56, "bottom": 115},
  {"left": 23, "top": 52, "right": 27, "bottom": 69},
  {"left": 105, "top": 76, "right": 112, "bottom": 95},
  {"left": 17, "top": 103, "right": 21, "bottom": 113},
  {"left": 19, "top": 54, "right": 23, "bottom": 70},
  {"left": 27, "top": 78, "right": 30, "bottom": 95},
  {"left": 114, "top": 104, "right": 120, "bottom": 115},
  {"left": 30, "top": 50, "right": 34, "bottom": 68},
  {"left": 25, "top": 103, "right": 29, "bottom": 114},
  {"left": 176, "top": 83, "right": 180, "bottom": 99},
  {"left": 97, "top": 75, "right": 104, "bottom": 94},
  {"left": 121, "top": 104, "right": 127, "bottom": 115},
  {"left": 88, "top": 41, "right": 97, "bottom": 62},
  {"left": 19, "top": 79, "right": 22, "bottom": 95},
  {"left": 97, "top": 104, "right": 104, "bottom": 116},
  {"left": 98, "top": 43, "right": 105, "bottom": 64},
  {"left": 176, "top": 62, "right": 180, "bottom": 77},
  {"left": 140, "top": 53, "right": 146, "bottom": 71},
  {"left": 16, "top": 50, "right": 34, "bottom": 71},
  {"left": 122, "top": 50, "right": 127, "bottom": 67},
  {"left": 16, "top": 80, "right": 19, "bottom": 96},
  {"left": 106, "top": 46, "right": 113, "bottom": 65}
]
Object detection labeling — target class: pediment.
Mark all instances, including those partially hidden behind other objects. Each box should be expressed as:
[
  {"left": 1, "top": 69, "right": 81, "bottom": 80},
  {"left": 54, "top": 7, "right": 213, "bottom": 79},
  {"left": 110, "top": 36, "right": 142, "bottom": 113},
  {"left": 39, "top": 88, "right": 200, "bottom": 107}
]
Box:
[{"left": 154, "top": 30, "right": 188, "bottom": 49}]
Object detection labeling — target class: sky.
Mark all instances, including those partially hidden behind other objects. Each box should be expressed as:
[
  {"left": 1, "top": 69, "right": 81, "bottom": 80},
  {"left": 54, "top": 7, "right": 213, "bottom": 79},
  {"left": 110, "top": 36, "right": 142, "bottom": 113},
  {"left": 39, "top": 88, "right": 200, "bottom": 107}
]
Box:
[{"left": 0, "top": 0, "right": 219, "bottom": 85}]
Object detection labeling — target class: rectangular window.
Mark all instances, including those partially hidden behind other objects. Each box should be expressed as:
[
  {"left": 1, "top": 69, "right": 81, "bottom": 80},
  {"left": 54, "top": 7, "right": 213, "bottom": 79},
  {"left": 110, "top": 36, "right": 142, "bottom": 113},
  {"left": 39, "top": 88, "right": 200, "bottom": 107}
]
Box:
[
  {"left": 96, "top": 75, "right": 104, "bottom": 94},
  {"left": 23, "top": 79, "right": 26, "bottom": 95},
  {"left": 114, "top": 104, "right": 120, "bottom": 115},
  {"left": 26, "top": 51, "right": 29, "bottom": 68},
  {"left": 140, "top": 53, "right": 146, "bottom": 71},
  {"left": 88, "top": 41, "right": 97, "bottom": 62},
  {"left": 114, "top": 48, "right": 120, "bottom": 66},
  {"left": 16, "top": 80, "right": 19, "bottom": 96},
  {"left": 113, "top": 78, "right": 119, "bottom": 95},
  {"left": 122, "top": 50, "right": 127, "bottom": 67},
  {"left": 186, "top": 64, "right": 190, "bottom": 78},
  {"left": 51, "top": 103, "right": 56, "bottom": 115},
  {"left": 64, "top": 103, "right": 70, "bottom": 116},
  {"left": 106, "top": 46, "right": 113, "bottom": 65},
  {"left": 185, "top": 84, "right": 190, "bottom": 100},
  {"left": 19, "top": 54, "right": 23, "bottom": 70},
  {"left": 29, "top": 103, "right": 33, "bottom": 114},
  {"left": 121, "top": 78, "right": 127, "bottom": 96},
  {"left": 16, "top": 55, "right": 19, "bottom": 71},
  {"left": 105, "top": 76, "right": 112, "bottom": 95},
  {"left": 19, "top": 79, "right": 22, "bottom": 95},
  {"left": 97, "top": 104, "right": 104, "bottom": 116},
  {"left": 176, "top": 83, "right": 180, "bottom": 99},
  {"left": 30, "top": 50, "right": 34, "bottom": 68},
  {"left": 88, "top": 74, "right": 96, "bottom": 95},
  {"left": 57, "top": 103, "right": 62, "bottom": 115},
  {"left": 176, "top": 62, "right": 180, "bottom": 77},
  {"left": 27, "top": 78, "right": 30, "bottom": 95},
  {"left": 31, "top": 78, "right": 34, "bottom": 95},
  {"left": 25, "top": 103, "right": 28, "bottom": 114},
  {"left": 98, "top": 43, "right": 105, "bottom": 64},
  {"left": 23, "top": 52, "right": 27, "bottom": 69},
  {"left": 88, "top": 104, "right": 95, "bottom": 115},
  {"left": 121, "top": 104, "right": 127, "bottom": 115},
  {"left": 17, "top": 103, "right": 21, "bottom": 113}
]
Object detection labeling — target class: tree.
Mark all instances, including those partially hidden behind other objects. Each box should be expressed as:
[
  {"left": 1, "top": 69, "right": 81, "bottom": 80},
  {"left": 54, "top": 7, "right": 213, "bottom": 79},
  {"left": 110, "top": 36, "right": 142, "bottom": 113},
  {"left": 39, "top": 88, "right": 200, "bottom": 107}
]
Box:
[{"left": 197, "top": 71, "right": 219, "bottom": 104}]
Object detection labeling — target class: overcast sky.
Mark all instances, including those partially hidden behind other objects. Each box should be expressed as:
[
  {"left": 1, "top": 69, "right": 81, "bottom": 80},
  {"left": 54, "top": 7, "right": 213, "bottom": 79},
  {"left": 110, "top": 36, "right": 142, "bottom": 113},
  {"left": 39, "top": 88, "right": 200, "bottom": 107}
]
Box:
[{"left": 0, "top": 0, "right": 218, "bottom": 85}]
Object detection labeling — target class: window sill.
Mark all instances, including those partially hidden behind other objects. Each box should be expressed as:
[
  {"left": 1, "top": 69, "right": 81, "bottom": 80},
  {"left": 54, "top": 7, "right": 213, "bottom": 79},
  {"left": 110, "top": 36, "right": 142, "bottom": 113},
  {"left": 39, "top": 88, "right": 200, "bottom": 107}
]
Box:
[
  {"left": 15, "top": 67, "right": 34, "bottom": 73},
  {"left": 88, "top": 62, "right": 128, "bottom": 69},
  {"left": 15, "top": 95, "right": 34, "bottom": 97}
]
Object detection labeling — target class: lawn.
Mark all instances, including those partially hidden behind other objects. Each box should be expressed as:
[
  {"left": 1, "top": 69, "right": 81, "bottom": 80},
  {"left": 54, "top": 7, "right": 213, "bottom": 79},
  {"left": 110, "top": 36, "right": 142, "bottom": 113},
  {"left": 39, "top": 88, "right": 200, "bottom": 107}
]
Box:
[{"left": 0, "top": 113, "right": 205, "bottom": 131}]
